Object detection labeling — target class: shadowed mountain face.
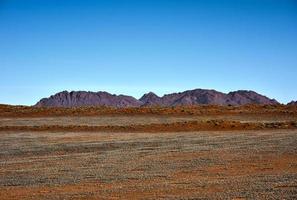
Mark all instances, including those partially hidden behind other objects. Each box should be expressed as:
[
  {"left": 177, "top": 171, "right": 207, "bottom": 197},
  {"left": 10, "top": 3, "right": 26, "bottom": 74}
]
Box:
[
  {"left": 35, "top": 89, "right": 279, "bottom": 107},
  {"left": 35, "top": 91, "right": 142, "bottom": 108},
  {"left": 288, "top": 101, "right": 297, "bottom": 106},
  {"left": 139, "top": 89, "right": 278, "bottom": 106}
]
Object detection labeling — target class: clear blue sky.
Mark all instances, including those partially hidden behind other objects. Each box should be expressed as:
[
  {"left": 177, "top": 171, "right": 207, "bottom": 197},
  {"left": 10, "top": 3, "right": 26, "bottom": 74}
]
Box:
[{"left": 1, "top": 0, "right": 296, "bottom": 105}]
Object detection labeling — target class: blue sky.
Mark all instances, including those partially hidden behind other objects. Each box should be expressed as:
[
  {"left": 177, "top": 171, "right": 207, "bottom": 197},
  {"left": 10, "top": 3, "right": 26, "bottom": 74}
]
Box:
[{"left": 0, "top": 0, "right": 296, "bottom": 105}]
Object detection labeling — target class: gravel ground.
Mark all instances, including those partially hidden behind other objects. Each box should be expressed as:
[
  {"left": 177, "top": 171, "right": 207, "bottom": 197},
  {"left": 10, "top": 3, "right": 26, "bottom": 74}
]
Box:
[{"left": 0, "top": 129, "right": 296, "bottom": 199}]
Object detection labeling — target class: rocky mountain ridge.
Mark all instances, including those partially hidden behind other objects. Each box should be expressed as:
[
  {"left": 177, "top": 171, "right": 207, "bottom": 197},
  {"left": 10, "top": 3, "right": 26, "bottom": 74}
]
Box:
[{"left": 35, "top": 89, "right": 279, "bottom": 107}]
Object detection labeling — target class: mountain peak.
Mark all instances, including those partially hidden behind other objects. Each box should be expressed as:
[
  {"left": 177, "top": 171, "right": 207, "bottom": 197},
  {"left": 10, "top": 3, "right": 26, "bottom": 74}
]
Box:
[
  {"left": 288, "top": 101, "right": 297, "bottom": 106},
  {"left": 140, "top": 92, "right": 159, "bottom": 99},
  {"left": 139, "top": 92, "right": 161, "bottom": 106},
  {"left": 227, "top": 90, "right": 278, "bottom": 105}
]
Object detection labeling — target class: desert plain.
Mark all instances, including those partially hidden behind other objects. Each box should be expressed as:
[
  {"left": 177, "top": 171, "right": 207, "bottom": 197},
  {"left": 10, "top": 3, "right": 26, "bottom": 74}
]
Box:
[{"left": 0, "top": 104, "right": 296, "bottom": 199}]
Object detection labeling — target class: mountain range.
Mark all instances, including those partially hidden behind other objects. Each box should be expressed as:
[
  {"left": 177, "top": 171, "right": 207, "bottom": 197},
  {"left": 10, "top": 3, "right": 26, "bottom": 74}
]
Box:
[{"left": 35, "top": 89, "right": 279, "bottom": 107}]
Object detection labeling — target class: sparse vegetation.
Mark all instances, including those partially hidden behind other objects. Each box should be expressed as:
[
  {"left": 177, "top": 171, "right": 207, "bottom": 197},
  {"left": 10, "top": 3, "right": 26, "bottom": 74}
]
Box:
[{"left": 1, "top": 104, "right": 297, "bottom": 117}]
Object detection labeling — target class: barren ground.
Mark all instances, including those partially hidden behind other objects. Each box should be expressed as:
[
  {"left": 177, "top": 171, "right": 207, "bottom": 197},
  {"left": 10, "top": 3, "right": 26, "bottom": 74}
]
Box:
[{"left": 0, "top": 105, "right": 296, "bottom": 199}]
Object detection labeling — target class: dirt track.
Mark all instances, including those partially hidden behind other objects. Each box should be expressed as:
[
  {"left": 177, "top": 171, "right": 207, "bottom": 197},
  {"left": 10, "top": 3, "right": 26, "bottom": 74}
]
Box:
[{"left": 0, "top": 130, "right": 297, "bottom": 199}]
